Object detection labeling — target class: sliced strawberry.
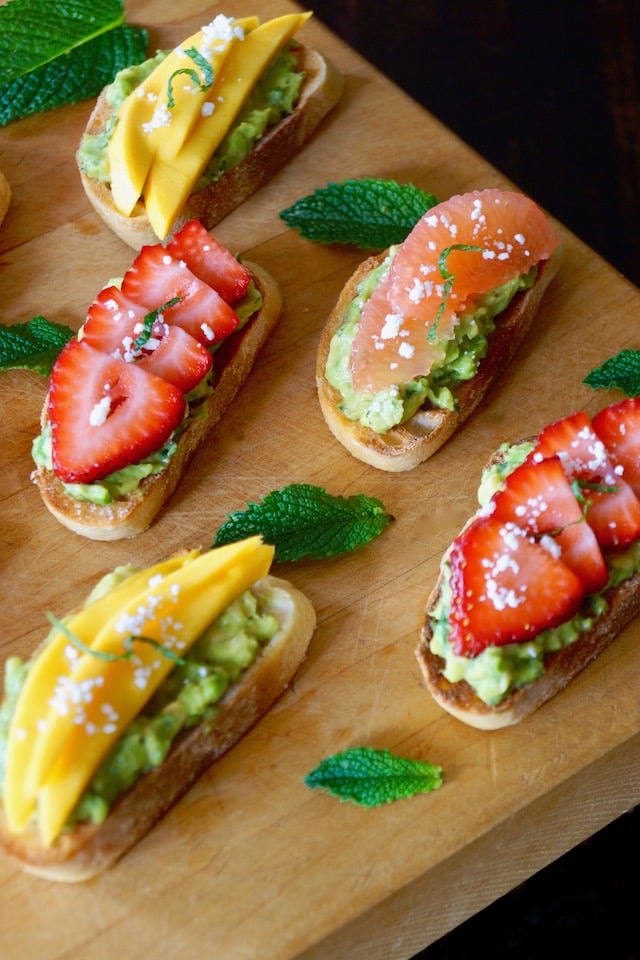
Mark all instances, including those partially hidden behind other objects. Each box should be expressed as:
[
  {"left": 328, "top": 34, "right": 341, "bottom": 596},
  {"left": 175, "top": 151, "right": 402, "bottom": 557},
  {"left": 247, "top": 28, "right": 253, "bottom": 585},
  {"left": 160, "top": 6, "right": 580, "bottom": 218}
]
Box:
[
  {"left": 137, "top": 324, "right": 212, "bottom": 394},
  {"left": 592, "top": 398, "right": 640, "bottom": 497},
  {"left": 448, "top": 516, "right": 585, "bottom": 658},
  {"left": 167, "top": 220, "right": 251, "bottom": 305},
  {"left": 48, "top": 339, "right": 185, "bottom": 484},
  {"left": 528, "top": 411, "right": 640, "bottom": 548},
  {"left": 490, "top": 456, "right": 608, "bottom": 593},
  {"left": 121, "top": 244, "right": 239, "bottom": 347},
  {"left": 81, "top": 286, "right": 150, "bottom": 357}
]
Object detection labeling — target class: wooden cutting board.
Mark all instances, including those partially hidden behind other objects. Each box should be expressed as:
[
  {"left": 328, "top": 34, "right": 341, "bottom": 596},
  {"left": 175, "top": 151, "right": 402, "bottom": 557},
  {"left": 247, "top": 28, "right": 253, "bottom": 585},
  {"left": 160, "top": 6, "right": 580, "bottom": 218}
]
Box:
[{"left": 1, "top": 2, "right": 638, "bottom": 958}]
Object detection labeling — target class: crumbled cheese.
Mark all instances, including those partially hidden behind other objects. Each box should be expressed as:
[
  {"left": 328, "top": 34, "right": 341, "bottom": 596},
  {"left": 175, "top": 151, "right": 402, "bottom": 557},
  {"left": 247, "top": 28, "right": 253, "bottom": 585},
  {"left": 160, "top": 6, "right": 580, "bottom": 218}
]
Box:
[{"left": 89, "top": 395, "right": 112, "bottom": 427}]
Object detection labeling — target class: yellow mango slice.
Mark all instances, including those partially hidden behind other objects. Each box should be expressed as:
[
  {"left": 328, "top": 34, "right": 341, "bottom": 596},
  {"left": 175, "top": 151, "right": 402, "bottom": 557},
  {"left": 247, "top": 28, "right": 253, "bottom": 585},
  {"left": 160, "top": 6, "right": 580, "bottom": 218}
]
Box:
[
  {"left": 3, "top": 551, "right": 197, "bottom": 833},
  {"left": 148, "top": 16, "right": 260, "bottom": 158},
  {"left": 34, "top": 537, "right": 274, "bottom": 846},
  {"left": 108, "top": 16, "right": 258, "bottom": 216},
  {"left": 143, "top": 12, "right": 312, "bottom": 239}
]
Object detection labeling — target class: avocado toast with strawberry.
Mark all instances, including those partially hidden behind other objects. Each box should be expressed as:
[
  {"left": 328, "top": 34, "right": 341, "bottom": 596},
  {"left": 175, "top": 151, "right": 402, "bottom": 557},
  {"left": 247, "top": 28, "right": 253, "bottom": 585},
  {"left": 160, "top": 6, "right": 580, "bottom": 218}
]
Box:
[
  {"left": 31, "top": 220, "right": 282, "bottom": 540},
  {"left": 417, "top": 394, "right": 640, "bottom": 728}
]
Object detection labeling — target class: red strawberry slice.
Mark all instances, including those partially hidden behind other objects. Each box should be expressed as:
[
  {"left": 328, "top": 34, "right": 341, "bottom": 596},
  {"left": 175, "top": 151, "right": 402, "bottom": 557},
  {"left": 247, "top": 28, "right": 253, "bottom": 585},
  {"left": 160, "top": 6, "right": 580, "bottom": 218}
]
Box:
[
  {"left": 528, "top": 411, "right": 640, "bottom": 548},
  {"left": 448, "top": 516, "right": 585, "bottom": 658},
  {"left": 137, "top": 324, "right": 212, "bottom": 394},
  {"left": 48, "top": 339, "right": 185, "bottom": 484},
  {"left": 81, "top": 286, "right": 150, "bottom": 357},
  {"left": 490, "top": 456, "right": 608, "bottom": 593},
  {"left": 121, "top": 245, "right": 239, "bottom": 347},
  {"left": 167, "top": 220, "right": 251, "bottom": 305},
  {"left": 592, "top": 398, "right": 640, "bottom": 497}
]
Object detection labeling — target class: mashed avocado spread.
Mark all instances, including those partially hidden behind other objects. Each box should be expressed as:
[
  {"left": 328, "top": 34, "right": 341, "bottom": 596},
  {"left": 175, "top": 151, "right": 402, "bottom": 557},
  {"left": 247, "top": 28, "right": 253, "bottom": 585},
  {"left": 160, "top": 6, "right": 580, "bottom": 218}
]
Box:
[
  {"left": 31, "top": 282, "right": 263, "bottom": 505},
  {"left": 77, "top": 44, "right": 304, "bottom": 186},
  {"left": 0, "top": 568, "right": 279, "bottom": 828},
  {"left": 428, "top": 443, "right": 640, "bottom": 705},
  {"left": 325, "top": 251, "right": 536, "bottom": 433}
]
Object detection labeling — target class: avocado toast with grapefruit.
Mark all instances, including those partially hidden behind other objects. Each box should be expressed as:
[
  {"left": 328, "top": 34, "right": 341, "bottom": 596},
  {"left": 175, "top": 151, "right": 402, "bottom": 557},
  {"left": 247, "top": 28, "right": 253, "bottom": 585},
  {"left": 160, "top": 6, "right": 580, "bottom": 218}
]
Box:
[{"left": 316, "top": 187, "right": 561, "bottom": 470}]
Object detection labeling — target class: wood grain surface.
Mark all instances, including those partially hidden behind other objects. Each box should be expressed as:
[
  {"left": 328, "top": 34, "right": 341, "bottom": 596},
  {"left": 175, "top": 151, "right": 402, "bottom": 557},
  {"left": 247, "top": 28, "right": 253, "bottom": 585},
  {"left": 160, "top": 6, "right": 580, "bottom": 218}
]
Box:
[{"left": 1, "top": 2, "right": 639, "bottom": 958}]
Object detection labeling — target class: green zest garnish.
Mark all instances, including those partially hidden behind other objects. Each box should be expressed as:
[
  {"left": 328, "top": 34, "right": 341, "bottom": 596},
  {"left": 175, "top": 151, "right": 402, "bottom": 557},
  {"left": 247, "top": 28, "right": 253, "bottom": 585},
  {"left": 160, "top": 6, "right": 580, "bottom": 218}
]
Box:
[
  {"left": 430, "top": 243, "right": 483, "bottom": 341},
  {"left": 304, "top": 747, "right": 444, "bottom": 807},
  {"left": 46, "top": 613, "right": 187, "bottom": 666},
  {"left": 280, "top": 178, "right": 439, "bottom": 249},
  {"left": 213, "top": 483, "right": 393, "bottom": 562},
  {"left": 167, "top": 47, "right": 214, "bottom": 108},
  {"left": 132, "top": 297, "right": 182, "bottom": 349},
  {"left": 0, "top": 316, "right": 74, "bottom": 376},
  {"left": 0, "top": 0, "right": 148, "bottom": 126},
  {"left": 584, "top": 349, "right": 640, "bottom": 396}
]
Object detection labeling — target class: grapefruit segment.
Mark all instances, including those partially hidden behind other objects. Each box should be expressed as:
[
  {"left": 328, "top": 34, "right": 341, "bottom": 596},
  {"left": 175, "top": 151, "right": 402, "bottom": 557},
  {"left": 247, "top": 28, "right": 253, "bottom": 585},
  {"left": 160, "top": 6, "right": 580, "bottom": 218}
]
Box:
[{"left": 351, "top": 189, "right": 559, "bottom": 393}]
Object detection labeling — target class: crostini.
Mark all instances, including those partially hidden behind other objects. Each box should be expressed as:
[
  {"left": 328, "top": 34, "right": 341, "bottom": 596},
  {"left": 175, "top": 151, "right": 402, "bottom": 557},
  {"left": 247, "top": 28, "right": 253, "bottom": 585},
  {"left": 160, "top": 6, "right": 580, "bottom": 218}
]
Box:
[
  {"left": 416, "top": 398, "right": 640, "bottom": 728},
  {"left": 77, "top": 12, "right": 344, "bottom": 247},
  {"left": 31, "top": 220, "right": 282, "bottom": 540},
  {"left": 0, "top": 536, "right": 316, "bottom": 881},
  {"left": 316, "top": 188, "right": 561, "bottom": 471}
]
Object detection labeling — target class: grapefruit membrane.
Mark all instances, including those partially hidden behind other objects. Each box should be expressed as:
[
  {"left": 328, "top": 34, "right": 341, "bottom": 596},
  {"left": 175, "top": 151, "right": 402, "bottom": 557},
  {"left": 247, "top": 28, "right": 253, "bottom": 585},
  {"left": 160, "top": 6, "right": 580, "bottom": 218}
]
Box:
[{"left": 350, "top": 189, "right": 559, "bottom": 393}]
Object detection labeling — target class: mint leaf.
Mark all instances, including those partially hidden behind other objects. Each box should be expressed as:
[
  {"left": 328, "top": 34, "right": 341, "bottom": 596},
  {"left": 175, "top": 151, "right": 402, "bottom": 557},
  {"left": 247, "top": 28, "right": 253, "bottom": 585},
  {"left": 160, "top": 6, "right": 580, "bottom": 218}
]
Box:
[
  {"left": 0, "top": 0, "right": 125, "bottom": 80},
  {"left": 0, "top": 317, "right": 74, "bottom": 375},
  {"left": 0, "top": 0, "right": 148, "bottom": 125},
  {"left": 584, "top": 349, "right": 640, "bottom": 396},
  {"left": 280, "top": 178, "right": 438, "bottom": 249},
  {"left": 0, "top": 24, "right": 148, "bottom": 126},
  {"left": 304, "top": 747, "right": 444, "bottom": 807},
  {"left": 213, "top": 484, "right": 392, "bottom": 562}
]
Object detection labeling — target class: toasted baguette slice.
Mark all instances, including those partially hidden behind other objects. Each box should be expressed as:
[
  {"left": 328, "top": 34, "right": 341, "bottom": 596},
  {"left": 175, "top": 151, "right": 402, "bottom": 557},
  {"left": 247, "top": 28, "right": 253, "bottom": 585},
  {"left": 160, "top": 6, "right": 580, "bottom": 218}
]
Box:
[
  {"left": 417, "top": 560, "right": 640, "bottom": 730},
  {"left": 78, "top": 46, "right": 344, "bottom": 248},
  {"left": 316, "top": 246, "right": 562, "bottom": 472},
  {"left": 31, "top": 261, "right": 282, "bottom": 540},
  {"left": 416, "top": 436, "right": 639, "bottom": 729},
  {"left": 0, "top": 574, "right": 316, "bottom": 882}
]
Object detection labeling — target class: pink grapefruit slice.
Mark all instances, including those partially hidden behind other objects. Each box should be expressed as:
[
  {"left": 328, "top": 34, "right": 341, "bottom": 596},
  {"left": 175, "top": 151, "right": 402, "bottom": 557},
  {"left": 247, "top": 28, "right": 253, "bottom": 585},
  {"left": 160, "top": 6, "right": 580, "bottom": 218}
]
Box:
[{"left": 350, "top": 188, "right": 559, "bottom": 393}]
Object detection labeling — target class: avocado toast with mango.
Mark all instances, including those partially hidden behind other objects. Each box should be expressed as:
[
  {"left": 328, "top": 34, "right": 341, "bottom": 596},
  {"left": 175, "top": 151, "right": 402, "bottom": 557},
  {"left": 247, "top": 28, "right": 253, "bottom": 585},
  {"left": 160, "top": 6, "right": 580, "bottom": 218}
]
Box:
[
  {"left": 0, "top": 537, "right": 316, "bottom": 881},
  {"left": 77, "top": 11, "right": 344, "bottom": 247}
]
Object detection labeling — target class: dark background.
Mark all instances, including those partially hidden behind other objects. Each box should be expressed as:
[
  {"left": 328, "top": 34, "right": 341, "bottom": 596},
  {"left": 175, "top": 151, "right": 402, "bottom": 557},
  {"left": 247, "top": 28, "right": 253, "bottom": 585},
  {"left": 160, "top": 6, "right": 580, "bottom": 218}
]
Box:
[{"left": 311, "top": 2, "right": 639, "bottom": 957}]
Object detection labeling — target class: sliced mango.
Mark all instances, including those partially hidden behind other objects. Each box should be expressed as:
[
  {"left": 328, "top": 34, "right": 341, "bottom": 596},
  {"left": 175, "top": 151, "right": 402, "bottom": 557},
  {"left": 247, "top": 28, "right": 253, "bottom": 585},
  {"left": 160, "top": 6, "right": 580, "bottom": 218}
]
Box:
[
  {"left": 108, "top": 16, "right": 258, "bottom": 216},
  {"left": 30, "top": 537, "right": 273, "bottom": 846},
  {"left": 3, "top": 551, "right": 197, "bottom": 834},
  {"left": 143, "top": 12, "right": 312, "bottom": 239},
  {"left": 148, "top": 16, "right": 260, "bottom": 158}
]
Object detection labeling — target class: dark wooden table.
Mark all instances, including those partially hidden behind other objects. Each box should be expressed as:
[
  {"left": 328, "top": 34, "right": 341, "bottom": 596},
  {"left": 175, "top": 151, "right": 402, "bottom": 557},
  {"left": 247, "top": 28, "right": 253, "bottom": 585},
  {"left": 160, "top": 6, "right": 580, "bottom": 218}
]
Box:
[{"left": 312, "top": 2, "right": 640, "bottom": 957}]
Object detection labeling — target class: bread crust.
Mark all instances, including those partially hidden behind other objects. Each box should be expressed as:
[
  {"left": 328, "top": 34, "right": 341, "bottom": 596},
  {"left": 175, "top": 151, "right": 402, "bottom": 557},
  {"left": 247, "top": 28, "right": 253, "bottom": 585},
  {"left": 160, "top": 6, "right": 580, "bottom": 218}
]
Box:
[
  {"left": 316, "top": 246, "right": 562, "bottom": 472},
  {"left": 0, "top": 574, "right": 316, "bottom": 881},
  {"left": 416, "top": 563, "right": 640, "bottom": 729},
  {"left": 31, "top": 261, "right": 283, "bottom": 540},
  {"left": 78, "top": 45, "right": 344, "bottom": 248}
]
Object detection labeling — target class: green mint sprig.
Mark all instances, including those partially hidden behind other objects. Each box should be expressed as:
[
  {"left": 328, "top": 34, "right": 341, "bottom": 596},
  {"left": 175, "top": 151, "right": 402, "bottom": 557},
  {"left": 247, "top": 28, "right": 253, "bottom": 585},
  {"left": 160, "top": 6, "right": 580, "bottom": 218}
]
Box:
[
  {"left": 0, "top": 316, "right": 74, "bottom": 376},
  {"left": 0, "top": 0, "right": 148, "bottom": 125},
  {"left": 304, "top": 747, "right": 443, "bottom": 808},
  {"left": 280, "top": 178, "right": 438, "bottom": 249},
  {"left": 213, "top": 484, "right": 393, "bottom": 562},
  {"left": 583, "top": 349, "right": 640, "bottom": 396}
]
